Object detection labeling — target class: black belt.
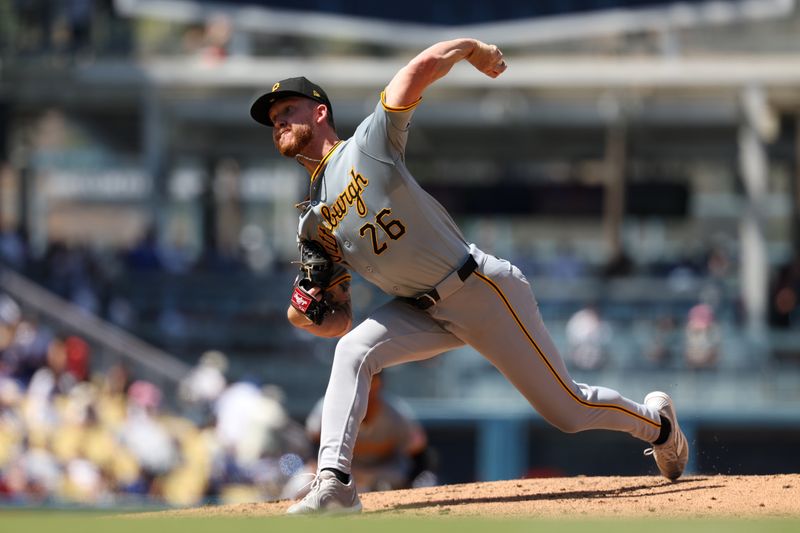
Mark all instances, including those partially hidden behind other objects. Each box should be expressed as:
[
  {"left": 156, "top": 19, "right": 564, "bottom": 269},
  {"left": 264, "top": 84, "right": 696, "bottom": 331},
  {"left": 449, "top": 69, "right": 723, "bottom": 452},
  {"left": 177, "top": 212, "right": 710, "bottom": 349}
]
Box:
[{"left": 403, "top": 255, "right": 478, "bottom": 310}]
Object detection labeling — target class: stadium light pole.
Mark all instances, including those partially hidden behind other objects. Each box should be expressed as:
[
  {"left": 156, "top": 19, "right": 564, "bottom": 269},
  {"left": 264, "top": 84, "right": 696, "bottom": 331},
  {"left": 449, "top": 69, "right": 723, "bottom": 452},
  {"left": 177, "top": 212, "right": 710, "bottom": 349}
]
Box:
[
  {"left": 602, "top": 117, "right": 627, "bottom": 263},
  {"left": 794, "top": 114, "right": 800, "bottom": 254},
  {"left": 738, "top": 84, "right": 774, "bottom": 343},
  {"left": 142, "top": 86, "right": 168, "bottom": 244}
]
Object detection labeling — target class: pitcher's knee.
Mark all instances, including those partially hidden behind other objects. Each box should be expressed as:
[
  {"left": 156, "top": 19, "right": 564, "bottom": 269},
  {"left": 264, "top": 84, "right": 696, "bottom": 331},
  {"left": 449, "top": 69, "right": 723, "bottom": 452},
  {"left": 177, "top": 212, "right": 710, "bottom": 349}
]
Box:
[{"left": 333, "top": 332, "right": 381, "bottom": 377}]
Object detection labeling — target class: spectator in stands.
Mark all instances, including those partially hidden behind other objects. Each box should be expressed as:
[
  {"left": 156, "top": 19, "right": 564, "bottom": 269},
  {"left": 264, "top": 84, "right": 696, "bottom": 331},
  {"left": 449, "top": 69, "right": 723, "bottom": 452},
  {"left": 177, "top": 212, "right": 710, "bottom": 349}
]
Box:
[
  {"left": 63, "top": 335, "right": 90, "bottom": 382},
  {"left": 120, "top": 380, "right": 179, "bottom": 484},
  {"left": 642, "top": 315, "right": 678, "bottom": 369},
  {"left": 0, "top": 294, "right": 22, "bottom": 377},
  {"left": 0, "top": 294, "right": 21, "bottom": 326},
  {"left": 24, "top": 436, "right": 62, "bottom": 500},
  {"left": 200, "top": 13, "right": 232, "bottom": 64},
  {"left": 124, "top": 227, "right": 163, "bottom": 272},
  {"left": 601, "top": 247, "right": 635, "bottom": 278},
  {"left": 30, "top": 334, "right": 91, "bottom": 396},
  {"left": 158, "top": 229, "right": 198, "bottom": 275},
  {"left": 91, "top": 362, "right": 129, "bottom": 446},
  {"left": 0, "top": 228, "right": 28, "bottom": 270},
  {"left": 39, "top": 242, "right": 80, "bottom": 298},
  {"left": 21, "top": 362, "right": 59, "bottom": 445},
  {"left": 209, "top": 379, "right": 310, "bottom": 503},
  {"left": 4, "top": 319, "right": 53, "bottom": 386},
  {"left": 213, "top": 380, "right": 291, "bottom": 470},
  {"left": 65, "top": 0, "right": 94, "bottom": 60},
  {"left": 51, "top": 385, "right": 112, "bottom": 503},
  {"left": 0, "top": 377, "right": 25, "bottom": 485},
  {"left": 180, "top": 13, "right": 232, "bottom": 64},
  {"left": 769, "top": 254, "right": 800, "bottom": 329},
  {"left": 178, "top": 349, "right": 228, "bottom": 426},
  {"left": 31, "top": 336, "right": 69, "bottom": 396},
  {"left": 565, "top": 304, "right": 611, "bottom": 371},
  {"left": 704, "top": 240, "right": 732, "bottom": 280},
  {"left": 547, "top": 241, "right": 586, "bottom": 281},
  {"left": 683, "top": 303, "right": 720, "bottom": 370},
  {"left": 93, "top": 364, "right": 147, "bottom": 496}
]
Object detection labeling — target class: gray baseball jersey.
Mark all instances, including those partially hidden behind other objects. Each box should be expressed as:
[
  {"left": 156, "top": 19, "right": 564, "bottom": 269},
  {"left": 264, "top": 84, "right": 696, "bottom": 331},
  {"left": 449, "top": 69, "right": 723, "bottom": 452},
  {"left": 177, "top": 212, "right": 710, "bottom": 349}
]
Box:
[
  {"left": 297, "top": 94, "right": 468, "bottom": 297},
  {"left": 299, "top": 93, "right": 666, "bottom": 478}
]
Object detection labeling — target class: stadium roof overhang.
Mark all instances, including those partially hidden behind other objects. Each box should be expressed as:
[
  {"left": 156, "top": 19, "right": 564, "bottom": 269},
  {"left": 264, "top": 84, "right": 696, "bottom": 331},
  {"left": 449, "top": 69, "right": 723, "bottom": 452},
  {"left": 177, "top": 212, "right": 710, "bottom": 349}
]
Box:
[
  {"left": 81, "top": 0, "right": 799, "bottom": 128},
  {"left": 114, "top": 0, "right": 795, "bottom": 48},
  {"left": 42, "top": 54, "right": 793, "bottom": 130}
]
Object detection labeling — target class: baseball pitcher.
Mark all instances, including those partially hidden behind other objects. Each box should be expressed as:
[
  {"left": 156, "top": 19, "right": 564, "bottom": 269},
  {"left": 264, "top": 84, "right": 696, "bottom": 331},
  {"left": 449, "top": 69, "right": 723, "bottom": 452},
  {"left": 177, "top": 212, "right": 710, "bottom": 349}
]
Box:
[{"left": 250, "top": 38, "right": 688, "bottom": 515}]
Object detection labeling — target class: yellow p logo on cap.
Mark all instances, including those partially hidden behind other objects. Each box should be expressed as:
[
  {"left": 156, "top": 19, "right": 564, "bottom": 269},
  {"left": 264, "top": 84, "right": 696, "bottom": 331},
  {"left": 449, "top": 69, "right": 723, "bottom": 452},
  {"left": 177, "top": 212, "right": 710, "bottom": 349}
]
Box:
[{"left": 272, "top": 82, "right": 280, "bottom": 92}]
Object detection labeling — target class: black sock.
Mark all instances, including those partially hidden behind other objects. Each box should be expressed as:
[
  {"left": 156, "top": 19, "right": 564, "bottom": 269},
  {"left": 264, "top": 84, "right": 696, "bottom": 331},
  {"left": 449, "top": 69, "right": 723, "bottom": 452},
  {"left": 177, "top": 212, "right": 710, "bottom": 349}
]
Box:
[
  {"left": 653, "top": 415, "right": 671, "bottom": 445},
  {"left": 321, "top": 467, "right": 350, "bottom": 484}
]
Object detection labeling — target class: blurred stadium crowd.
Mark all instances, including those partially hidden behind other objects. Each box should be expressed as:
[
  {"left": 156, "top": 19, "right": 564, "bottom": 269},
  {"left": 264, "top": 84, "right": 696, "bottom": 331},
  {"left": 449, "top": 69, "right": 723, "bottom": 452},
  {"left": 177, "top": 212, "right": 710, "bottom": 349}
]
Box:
[{"left": 0, "top": 290, "right": 312, "bottom": 507}]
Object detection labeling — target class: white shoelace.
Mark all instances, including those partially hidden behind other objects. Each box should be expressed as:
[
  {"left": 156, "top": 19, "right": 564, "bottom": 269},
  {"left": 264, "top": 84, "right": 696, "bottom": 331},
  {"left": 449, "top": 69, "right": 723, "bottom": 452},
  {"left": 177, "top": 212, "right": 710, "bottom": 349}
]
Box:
[
  {"left": 643, "top": 442, "right": 678, "bottom": 461},
  {"left": 293, "top": 472, "right": 320, "bottom": 500}
]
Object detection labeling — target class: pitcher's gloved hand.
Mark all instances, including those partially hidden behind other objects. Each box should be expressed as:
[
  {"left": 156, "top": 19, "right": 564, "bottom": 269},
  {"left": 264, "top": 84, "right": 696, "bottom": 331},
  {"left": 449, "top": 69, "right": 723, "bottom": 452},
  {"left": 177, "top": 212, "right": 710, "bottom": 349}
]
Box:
[
  {"left": 297, "top": 240, "right": 334, "bottom": 287},
  {"left": 290, "top": 280, "right": 331, "bottom": 325},
  {"left": 290, "top": 240, "right": 334, "bottom": 325}
]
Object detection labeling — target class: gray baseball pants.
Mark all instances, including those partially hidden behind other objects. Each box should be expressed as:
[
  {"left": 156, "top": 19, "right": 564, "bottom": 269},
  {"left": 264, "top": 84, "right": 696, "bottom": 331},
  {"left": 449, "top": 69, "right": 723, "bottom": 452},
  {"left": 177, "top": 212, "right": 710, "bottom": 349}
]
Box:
[{"left": 317, "top": 245, "right": 662, "bottom": 474}]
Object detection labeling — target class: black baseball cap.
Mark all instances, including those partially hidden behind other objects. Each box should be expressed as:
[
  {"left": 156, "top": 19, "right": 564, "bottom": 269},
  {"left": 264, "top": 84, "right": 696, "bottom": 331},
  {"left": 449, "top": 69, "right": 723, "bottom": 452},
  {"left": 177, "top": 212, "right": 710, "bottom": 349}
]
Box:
[{"left": 250, "top": 76, "right": 334, "bottom": 127}]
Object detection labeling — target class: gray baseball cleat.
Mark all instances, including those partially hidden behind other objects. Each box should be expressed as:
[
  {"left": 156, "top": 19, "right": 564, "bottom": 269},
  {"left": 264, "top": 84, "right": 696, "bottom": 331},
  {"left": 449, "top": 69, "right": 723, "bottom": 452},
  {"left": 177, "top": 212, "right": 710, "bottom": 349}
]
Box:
[
  {"left": 286, "top": 470, "right": 363, "bottom": 515},
  {"left": 643, "top": 391, "right": 689, "bottom": 481}
]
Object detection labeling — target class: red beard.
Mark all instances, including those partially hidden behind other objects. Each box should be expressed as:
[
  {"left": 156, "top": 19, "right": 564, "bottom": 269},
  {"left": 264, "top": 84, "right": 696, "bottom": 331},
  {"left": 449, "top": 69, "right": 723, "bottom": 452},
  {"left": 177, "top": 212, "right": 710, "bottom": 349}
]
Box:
[{"left": 274, "top": 123, "right": 313, "bottom": 157}]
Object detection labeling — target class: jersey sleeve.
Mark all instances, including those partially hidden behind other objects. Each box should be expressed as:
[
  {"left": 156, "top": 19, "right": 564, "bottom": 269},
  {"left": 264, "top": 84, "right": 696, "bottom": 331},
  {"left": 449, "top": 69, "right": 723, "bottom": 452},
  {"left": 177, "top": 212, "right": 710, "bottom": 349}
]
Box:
[{"left": 353, "top": 91, "right": 422, "bottom": 164}]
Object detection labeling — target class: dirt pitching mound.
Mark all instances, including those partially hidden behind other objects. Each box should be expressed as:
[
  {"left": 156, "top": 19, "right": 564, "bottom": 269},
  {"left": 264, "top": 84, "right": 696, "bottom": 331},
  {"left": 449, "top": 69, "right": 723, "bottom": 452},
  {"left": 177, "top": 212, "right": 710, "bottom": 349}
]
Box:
[{"left": 155, "top": 474, "right": 799, "bottom": 518}]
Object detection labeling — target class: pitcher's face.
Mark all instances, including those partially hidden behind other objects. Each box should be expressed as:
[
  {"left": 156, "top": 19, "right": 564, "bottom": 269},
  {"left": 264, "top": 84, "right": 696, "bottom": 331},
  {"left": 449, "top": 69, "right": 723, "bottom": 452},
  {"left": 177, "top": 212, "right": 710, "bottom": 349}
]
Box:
[{"left": 270, "top": 97, "right": 315, "bottom": 158}]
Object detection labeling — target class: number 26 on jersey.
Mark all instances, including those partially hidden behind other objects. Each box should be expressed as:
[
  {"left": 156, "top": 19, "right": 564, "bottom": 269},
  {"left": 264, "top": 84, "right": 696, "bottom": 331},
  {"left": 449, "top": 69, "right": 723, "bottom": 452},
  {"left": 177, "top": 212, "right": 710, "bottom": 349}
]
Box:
[{"left": 359, "top": 208, "right": 406, "bottom": 255}]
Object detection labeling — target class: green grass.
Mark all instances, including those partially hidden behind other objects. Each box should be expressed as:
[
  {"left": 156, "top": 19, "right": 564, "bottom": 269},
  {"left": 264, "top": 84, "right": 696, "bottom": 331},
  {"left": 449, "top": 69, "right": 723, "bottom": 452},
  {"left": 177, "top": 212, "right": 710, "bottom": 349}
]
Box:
[{"left": 0, "top": 513, "right": 799, "bottom": 533}]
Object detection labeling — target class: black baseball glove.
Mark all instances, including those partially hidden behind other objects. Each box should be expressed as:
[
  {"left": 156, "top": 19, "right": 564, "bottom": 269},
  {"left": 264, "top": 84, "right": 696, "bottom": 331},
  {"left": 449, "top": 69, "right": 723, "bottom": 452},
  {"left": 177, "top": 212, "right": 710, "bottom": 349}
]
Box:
[
  {"left": 297, "top": 240, "right": 334, "bottom": 288},
  {"left": 290, "top": 240, "right": 334, "bottom": 325}
]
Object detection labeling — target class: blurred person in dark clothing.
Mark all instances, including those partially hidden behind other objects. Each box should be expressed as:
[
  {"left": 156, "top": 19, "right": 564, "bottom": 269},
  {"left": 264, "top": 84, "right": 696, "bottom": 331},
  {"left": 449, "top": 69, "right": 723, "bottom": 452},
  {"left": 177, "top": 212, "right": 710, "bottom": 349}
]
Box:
[
  {"left": 2, "top": 319, "right": 53, "bottom": 386},
  {"left": 124, "top": 227, "right": 163, "bottom": 272},
  {"left": 0, "top": 229, "right": 28, "bottom": 270},
  {"left": 769, "top": 255, "right": 800, "bottom": 329},
  {"left": 65, "top": 0, "right": 93, "bottom": 58}
]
